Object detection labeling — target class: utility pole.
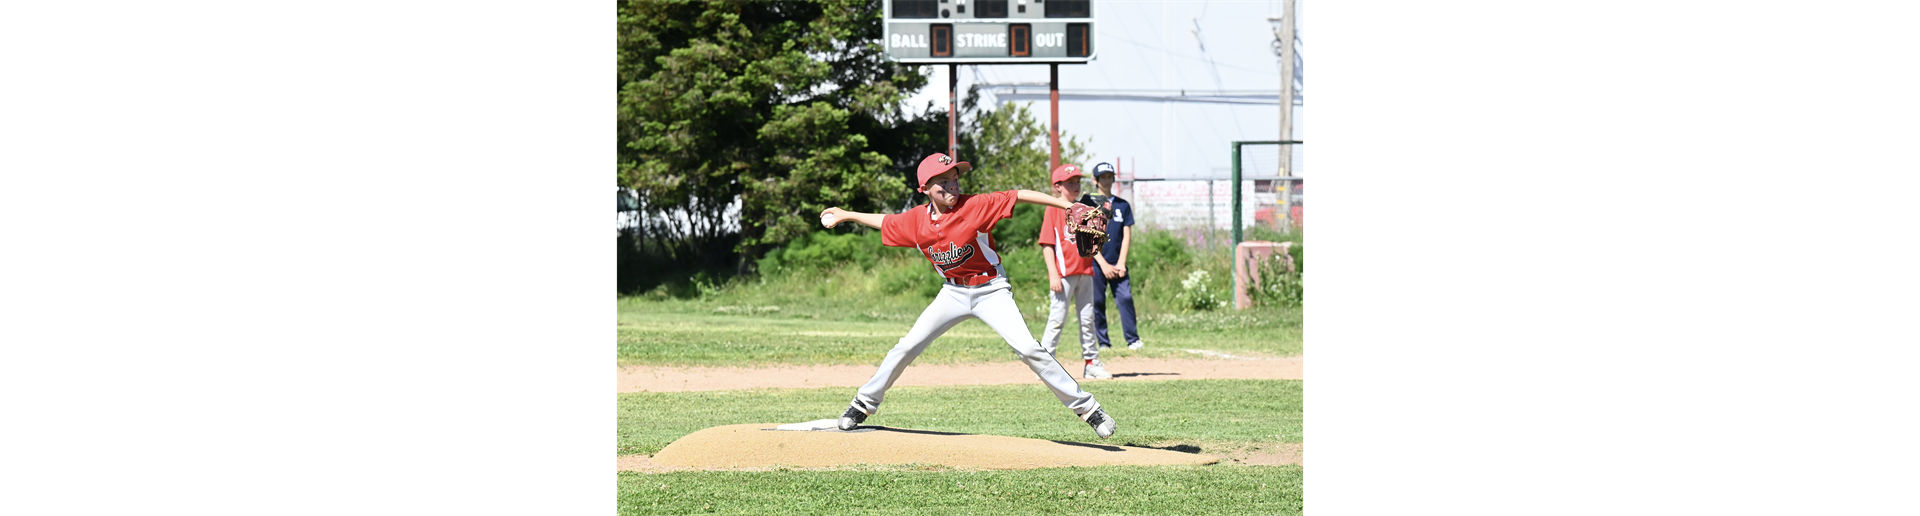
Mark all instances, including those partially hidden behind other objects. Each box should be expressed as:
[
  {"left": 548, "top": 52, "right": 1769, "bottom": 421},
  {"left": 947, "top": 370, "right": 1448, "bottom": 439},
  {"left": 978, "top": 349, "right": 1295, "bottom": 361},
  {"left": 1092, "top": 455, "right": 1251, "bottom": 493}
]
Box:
[
  {"left": 1267, "top": 0, "right": 1297, "bottom": 229},
  {"left": 1271, "top": 0, "right": 1297, "bottom": 177}
]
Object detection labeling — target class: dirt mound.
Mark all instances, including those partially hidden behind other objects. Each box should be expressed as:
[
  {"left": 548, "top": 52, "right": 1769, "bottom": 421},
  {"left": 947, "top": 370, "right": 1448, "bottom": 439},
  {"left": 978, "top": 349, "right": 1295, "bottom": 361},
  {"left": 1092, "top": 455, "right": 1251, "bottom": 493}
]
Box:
[
  {"left": 619, "top": 356, "right": 1303, "bottom": 393},
  {"left": 645, "top": 423, "right": 1220, "bottom": 470}
]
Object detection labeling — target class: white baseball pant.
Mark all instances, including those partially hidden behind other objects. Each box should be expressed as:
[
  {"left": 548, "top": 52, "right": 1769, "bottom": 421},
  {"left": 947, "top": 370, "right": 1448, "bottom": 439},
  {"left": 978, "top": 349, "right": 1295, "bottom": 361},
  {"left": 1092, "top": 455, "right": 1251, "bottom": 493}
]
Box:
[
  {"left": 849, "top": 277, "right": 1101, "bottom": 418},
  {"left": 1041, "top": 274, "right": 1100, "bottom": 361}
]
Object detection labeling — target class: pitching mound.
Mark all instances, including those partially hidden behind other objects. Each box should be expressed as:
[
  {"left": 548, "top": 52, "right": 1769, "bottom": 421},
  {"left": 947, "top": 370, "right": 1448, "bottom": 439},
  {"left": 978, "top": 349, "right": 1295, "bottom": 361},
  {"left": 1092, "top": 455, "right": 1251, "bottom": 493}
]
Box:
[{"left": 649, "top": 423, "right": 1219, "bottom": 470}]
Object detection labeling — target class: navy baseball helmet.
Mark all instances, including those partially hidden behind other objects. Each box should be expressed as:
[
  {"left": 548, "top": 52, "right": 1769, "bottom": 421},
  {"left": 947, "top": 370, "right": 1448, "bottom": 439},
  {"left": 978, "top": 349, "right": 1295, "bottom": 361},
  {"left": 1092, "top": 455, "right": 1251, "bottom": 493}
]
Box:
[{"left": 1091, "top": 162, "right": 1116, "bottom": 177}]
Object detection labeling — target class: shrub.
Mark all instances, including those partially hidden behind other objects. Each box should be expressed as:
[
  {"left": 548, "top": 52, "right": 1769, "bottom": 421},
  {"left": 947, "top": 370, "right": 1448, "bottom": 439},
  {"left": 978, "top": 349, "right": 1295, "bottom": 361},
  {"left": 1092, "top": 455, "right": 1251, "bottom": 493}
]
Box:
[
  {"left": 690, "top": 270, "right": 724, "bottom": 299},
  {"left": 1174, "top": 269, "right": 1227, "bottom": 312},
  {"left": 877, "top": 254, "right": 943, "bottom": 298},
  {"left": 1130, "top": 229, "right": 1193, "bottom": 271},
  {"left": 1290, "top": 240, "right": 1304, "bottom": 274},
  {"left": 990, "top": 203, "right": 1045, "bottom": 250},
  {"left": 756, "top": 230, "right": 903, "bottom": 274},
  {"left": 1243, "top": 224, "right": 1289, "bottom": 244},
  {"left": 1249, "top": 253, "right": 1304, "bottom": 308}
]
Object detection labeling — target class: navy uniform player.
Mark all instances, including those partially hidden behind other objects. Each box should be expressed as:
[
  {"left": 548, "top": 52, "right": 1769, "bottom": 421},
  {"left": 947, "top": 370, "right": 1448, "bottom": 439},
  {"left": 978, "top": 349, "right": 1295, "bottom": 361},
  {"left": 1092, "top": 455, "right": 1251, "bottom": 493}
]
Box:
[{"left": 1082, "top": 163, "right": 1143, "bottom": 350}]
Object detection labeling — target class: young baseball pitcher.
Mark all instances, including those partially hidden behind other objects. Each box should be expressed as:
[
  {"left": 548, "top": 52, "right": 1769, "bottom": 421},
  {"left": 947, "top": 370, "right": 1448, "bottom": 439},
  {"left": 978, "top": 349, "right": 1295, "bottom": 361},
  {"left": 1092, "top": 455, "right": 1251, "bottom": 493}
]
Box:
[
  {"left": 818, "top": 153, "right": 1118, "bottom": 438},
  {"left": 1038, "top": 163, "right": 1112, "bottom": 379}
]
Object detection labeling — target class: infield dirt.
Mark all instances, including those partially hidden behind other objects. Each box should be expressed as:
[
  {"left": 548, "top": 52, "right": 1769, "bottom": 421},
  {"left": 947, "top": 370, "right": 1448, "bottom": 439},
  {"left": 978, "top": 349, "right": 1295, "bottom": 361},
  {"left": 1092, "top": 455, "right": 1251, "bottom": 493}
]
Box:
[{"left": 635, "top": 423, "right": 1222, "bottom": 471}]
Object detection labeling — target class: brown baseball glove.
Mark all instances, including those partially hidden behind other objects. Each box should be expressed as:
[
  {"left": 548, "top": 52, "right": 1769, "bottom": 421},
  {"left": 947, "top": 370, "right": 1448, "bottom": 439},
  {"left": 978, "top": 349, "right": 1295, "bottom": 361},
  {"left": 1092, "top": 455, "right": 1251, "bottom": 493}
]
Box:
[{"left": 1066, "top": 201, "right": 1111, "bottom": 257}]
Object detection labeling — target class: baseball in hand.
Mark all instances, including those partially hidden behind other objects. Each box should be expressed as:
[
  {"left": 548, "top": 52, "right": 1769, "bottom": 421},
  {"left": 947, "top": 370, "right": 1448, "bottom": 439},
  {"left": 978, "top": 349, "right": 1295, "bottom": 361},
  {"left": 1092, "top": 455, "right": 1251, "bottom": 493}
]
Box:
[{"left": 820, "top": 212, "right": 837, "bottom": 228}]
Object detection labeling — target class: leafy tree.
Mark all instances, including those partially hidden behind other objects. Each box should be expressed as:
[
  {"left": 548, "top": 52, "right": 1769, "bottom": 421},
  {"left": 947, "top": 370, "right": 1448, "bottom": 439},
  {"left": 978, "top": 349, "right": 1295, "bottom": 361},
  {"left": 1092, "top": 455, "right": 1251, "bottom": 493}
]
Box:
[
  {"left": 946, "top": 84, "right": 1094, "bottom": 250},
  {"left": 617, "top": 0, "right": 943, "bottom": 271},
  {"left": 954, "top": 84, "right": 1094, "bottom": 195}
]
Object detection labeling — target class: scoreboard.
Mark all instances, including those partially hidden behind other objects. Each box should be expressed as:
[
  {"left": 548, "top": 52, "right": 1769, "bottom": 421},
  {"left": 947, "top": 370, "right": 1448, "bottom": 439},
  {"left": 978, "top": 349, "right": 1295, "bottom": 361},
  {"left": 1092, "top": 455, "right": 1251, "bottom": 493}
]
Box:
[{"left": 883, "top": 0, "right": 1095, "bottom": 63}]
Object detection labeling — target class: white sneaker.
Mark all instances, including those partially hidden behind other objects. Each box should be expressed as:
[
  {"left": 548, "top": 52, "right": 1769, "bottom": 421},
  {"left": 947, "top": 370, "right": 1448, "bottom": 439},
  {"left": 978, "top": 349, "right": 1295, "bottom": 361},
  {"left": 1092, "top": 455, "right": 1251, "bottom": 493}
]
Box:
[
  {"left": 1083, "top": 360, "right": 1112, "bottom": 379},
  {"left": 1127, "top": 340, "right": 1144, "bottom": 350}
]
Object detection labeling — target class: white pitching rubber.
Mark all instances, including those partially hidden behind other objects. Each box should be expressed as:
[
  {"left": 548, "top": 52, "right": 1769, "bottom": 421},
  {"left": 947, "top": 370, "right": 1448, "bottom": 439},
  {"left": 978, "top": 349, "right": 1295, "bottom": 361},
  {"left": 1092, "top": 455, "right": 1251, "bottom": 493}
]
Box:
[{"left": 773, "top": 419, "right": 843, "bottom": 431}]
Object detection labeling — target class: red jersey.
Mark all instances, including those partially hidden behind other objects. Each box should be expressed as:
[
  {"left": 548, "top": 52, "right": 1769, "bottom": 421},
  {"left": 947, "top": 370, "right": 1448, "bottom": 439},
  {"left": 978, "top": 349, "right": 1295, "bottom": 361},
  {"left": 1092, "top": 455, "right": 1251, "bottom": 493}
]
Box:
[
  {"left": 881, "top": 190, "right": 1018, "bottom": 283},
  {"left": 1039, "top": 204, "right": 1096, "bottom": 278}
]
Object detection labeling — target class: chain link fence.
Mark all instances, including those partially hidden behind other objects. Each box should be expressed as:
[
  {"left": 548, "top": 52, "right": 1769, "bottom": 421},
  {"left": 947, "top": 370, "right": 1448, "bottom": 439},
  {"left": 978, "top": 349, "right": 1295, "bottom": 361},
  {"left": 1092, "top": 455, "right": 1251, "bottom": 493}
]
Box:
[{"left": 1116, "top": 142, "right": 1302, "bottom": 250}]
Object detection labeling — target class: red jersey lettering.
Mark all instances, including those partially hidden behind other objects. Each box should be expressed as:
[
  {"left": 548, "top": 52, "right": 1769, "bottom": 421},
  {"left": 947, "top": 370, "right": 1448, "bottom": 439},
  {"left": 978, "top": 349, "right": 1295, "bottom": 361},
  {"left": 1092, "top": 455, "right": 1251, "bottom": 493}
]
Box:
[{"left": 880, "top": 190, "right": 1018, "bottom": 281}]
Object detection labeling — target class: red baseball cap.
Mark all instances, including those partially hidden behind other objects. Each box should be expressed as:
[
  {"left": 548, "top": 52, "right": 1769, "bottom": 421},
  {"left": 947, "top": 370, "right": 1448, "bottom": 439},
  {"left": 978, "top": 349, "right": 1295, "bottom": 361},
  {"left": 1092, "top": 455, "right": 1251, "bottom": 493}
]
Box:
[
  {"left": 1049, "top": 163, "right": 1084, "bottom": 185},
  {"left": 916, "top": 153, "right": 972, "bottom": 187}
]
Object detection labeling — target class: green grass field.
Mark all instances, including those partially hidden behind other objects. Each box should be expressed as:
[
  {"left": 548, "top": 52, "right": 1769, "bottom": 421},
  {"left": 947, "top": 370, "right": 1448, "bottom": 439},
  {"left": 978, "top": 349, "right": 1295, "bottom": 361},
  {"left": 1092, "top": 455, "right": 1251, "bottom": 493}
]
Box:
[
  {"left": 619, "top": 227, "right": 1304, "bottom": 514},
  {"left": 618, "top": 380, "right": 1303, "bottom": 515},
  {"left": 617, "top": 298, "right": 1301, "bottom": 367},
  {"left": 619, "top": 465, "right": 1303, "bottom": 516}
]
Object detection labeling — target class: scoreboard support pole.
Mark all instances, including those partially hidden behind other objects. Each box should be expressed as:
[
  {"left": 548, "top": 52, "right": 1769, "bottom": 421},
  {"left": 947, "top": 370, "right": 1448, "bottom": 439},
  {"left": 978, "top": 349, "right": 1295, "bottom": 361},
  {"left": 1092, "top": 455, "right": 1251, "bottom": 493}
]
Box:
[
  {"left": 1049, "top": 63, "right": 1060, "bottom": 173},
  {"left": 948, "top": 63, "right": 959, "bottom": 158},
  {"left": 938, "top": 61, "right": 1066, "bottom": 172}
]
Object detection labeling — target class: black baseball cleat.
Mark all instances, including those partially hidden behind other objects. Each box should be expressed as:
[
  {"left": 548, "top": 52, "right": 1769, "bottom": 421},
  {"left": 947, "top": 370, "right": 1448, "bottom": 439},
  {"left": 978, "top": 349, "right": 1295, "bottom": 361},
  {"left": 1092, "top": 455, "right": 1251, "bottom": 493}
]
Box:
[
  {"left": 1084, "top": 408, "right": 1116, "bottom": 439},
  {"left": 838, "top": 406, "right": 869, "bottom": 431}
]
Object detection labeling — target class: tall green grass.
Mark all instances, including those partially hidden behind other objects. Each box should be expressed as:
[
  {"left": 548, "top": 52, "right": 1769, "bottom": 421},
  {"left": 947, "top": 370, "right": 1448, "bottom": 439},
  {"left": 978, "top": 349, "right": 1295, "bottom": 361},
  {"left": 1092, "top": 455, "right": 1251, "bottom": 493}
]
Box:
[
  {"left": 630, "top": 225, "right": 1304, "bottom": 330},
  {"left": 619, "top": 226, "right": 1303, "bottom": 368}
]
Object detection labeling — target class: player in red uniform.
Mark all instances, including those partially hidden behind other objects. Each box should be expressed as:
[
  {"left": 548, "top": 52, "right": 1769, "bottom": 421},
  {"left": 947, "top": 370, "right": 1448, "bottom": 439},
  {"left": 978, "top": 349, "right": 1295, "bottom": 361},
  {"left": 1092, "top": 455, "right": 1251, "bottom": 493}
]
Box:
[
  {"left": 818, "top": 153, "right": 1117, "bottom": 439},
  {"left": 1037, "top": 163, "right": 1112, "bottom": 379}
]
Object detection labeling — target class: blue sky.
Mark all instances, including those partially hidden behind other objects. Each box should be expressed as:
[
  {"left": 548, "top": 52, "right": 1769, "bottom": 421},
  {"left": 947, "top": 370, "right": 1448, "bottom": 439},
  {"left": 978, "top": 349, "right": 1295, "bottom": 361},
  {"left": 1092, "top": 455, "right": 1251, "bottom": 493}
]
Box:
[{"left": 901, "top": 0, "right": 1303, "bottom": 180}]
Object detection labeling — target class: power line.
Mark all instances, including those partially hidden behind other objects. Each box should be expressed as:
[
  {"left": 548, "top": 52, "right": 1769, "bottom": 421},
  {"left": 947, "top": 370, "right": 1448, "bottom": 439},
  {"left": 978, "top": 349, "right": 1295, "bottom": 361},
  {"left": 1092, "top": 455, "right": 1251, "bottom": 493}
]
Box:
[
  {"left": 1090, "top": 31, "right": 1282, "bottom": 76},
  {"left": 1186, "top": 15, "right": 1249, "bottom": 137},
  {"left": 1092, "top": 62, "right": 1155, "bottom": 143}
]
